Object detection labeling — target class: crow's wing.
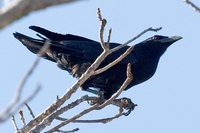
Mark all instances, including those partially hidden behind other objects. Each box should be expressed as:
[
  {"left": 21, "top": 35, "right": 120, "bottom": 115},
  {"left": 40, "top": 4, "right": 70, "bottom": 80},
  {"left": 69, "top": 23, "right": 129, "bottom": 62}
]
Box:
[
  {"left": 30, "top": 26, "right": 136, "bottom": 64},
  {"left": 29, "top": 26, "right": 96, "bottom": 42},
  {"left": 14, "top": 26, "right": 136, "bottom": 64},
  {"left": 55, "top": 40, "right": 136, "bottom": 64}
]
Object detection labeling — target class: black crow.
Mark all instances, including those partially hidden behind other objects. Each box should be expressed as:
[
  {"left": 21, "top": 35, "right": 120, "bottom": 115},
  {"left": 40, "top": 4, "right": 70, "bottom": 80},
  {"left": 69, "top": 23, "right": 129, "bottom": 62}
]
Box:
[{"left": 13, "top": 26, "right": 182, "bottom": 99}]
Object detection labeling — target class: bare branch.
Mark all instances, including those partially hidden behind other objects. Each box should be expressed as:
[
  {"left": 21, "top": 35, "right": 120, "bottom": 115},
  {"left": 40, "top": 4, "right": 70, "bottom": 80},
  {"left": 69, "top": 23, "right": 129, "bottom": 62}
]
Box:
[
  {"left": 56, "top": 128, "right": 79, "bottom": 133},
  {"left": 45, "top": 63, "right": 133, "bottom": 133},
  {"left": 97, "top": 8, "right": 109, "bottom": 51},
  {"left": 12, "top": 115, "right": 19, "bottom": 132},
  {"left": 19, "top": 9, "right": 113, "bottom": 132},
  {"left": 17, "top": 8, "right": 160, "bottom": 132},
  {"left": 106, "top": 28, "right": 112, "bottom": 48},
  {"left": 56, "top": 108, "right": 124, "bottom": 124},
  {"left": 94, "top": 47, "right": 134, "bottom": 75},
  {"left": 97, "top": 8, "right": 103, "bottom": 21},
  {"left": 110, "top": 27, "right": 162, "bottom": 54},
  {"left": 94, "top": 26, "right": 162, "bottom": 76},
  {"left": 97, "top": 63, "right": 132, "bottom": 109},
  {"left": 30, "top": 96, "right": 88, "bottom": 132},
  {"left": 45, "top": 104, "right": 99, "bottom": 133},
  {"left": 0, "top": 0, "right": 82, "bottom": 29},
  {"left": 11, "top": 84, "right": 41, "bottom": 116},
  {"left": 184, "top": 0, "right": 200, "bottom": 13},
  {"left": 25, "top": 103, "right": 35, "bottom": 118},
  {"left": 0, "top": 40, "right": 49, "bottom": 122},
  {"left": 19, "top": 110, "right": 26, "bottom": 126},
  {"left": 0, "top": 62, "right": 41, "bottom": 122}
]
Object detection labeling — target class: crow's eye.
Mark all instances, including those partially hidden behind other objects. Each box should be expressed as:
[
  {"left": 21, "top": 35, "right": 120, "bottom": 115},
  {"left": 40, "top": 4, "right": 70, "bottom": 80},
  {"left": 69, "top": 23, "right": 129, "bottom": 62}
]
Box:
[
  {"left": 152, "top": 36, "right": 160, "bottom": 40},
  {"left": 145, "top": 35, "right": 167, "bottom": 42}
]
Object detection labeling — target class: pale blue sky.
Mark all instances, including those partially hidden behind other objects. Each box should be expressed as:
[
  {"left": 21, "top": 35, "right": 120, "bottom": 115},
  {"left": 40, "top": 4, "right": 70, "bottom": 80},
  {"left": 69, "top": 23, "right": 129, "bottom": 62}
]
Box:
[{"left": 0, "top": 0, "right": 200, "bottom": 132}]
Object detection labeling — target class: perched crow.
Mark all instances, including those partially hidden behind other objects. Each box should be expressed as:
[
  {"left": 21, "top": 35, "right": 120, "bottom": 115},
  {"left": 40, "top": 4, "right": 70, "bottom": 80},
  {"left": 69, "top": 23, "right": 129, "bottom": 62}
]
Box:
[{"left": 13, "top": 26, "right": 182, "bottom": 99}]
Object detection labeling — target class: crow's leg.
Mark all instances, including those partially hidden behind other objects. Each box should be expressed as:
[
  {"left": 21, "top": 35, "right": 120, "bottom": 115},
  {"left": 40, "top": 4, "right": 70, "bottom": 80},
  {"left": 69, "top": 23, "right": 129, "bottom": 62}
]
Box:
[
  {"left": 113, "top": 97, "right": 137, "bottom": 116},
  {"left": 81, "top": 87, "right": 106, "bottom": 105},
  {"left": 81, "top": 86, "right": 102, "bottom": 96}
]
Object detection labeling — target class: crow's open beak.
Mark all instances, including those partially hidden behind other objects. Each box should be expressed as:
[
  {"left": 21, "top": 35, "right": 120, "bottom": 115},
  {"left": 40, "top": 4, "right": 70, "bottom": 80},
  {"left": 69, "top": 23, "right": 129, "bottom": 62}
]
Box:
[{"left": 160, "top": 36, "right": 182, "bottom": 43}]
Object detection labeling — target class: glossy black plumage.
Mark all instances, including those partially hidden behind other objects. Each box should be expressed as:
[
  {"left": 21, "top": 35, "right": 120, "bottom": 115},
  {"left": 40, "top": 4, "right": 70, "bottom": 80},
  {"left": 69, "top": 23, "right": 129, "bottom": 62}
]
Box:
[{"left": 13, "top": 26, "right": 182, "bottom": 99}]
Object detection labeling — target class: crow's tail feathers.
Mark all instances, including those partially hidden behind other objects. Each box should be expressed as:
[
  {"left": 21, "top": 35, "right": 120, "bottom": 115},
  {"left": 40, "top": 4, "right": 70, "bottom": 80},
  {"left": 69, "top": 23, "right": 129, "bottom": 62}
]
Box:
[
  {"left": 13, "top": 26, "right": 95, "bottom": 63},
  {"left": 13, "top": 30, "right": 84, "bottom": 62},
  {"left": 29, "top": 26, "right": 68, "bottom": 41},
  {"left": 13, "top": 32, "right": 46, "bottom": 55},
  {"left": 29, "top": 25, "right": 96, "bottom": 42}
]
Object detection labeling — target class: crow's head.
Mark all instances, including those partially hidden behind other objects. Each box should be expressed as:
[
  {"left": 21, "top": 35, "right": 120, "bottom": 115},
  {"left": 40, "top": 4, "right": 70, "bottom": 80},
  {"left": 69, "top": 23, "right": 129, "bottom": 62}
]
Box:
[
  {"left": 136, "top": 35, "right": 182, "bottom": 58},
  {"left": 145, "top": 35, "right": 182, "bottom": 46}
]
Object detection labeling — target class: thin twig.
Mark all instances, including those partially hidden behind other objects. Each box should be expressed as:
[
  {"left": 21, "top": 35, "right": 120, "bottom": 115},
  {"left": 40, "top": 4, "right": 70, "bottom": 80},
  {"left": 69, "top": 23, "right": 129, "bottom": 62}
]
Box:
[
  {"left": 94, "top": 26, "right": 162, "bottom": 76},
  {"left": 25, "top": 103, "right": 35, "bottom": 118},
  {"left": 0, "top": 58, "right": 39, "bottom": 121},
  {"left": 11, "top": 84, "right": 41, "bottom": 118},
  {"left": 45, "top": 63, "right": 132, "bottom": 133},
  {"left": 30, "top": 96, "right": 89, "bottom": 132},
  {"left": 12, "top": 115, "right": 19, "bottom": 132},
  {"left": 98, "top": 63, "right": 132, "bottom": 109},
  {"left": 0, "top": 40, "right": 49, "bottom": 122},
  {"left": 56, "top": 128, "right": 79, "bottom": 133},
  {"left": 97, "top": 8, "right": 109, "bottom": 51},
  {"left": 110, "top": 27, "right": 162, "bottom": 54},
  {"left": 20, "top": 9, "right": 112, "bottom": 133},
  {"left": 45, "top": 104, "right": 99, "bottom": 133},
  {"left": 94, "top": 47, "right": 134, "bottom": 75},
  {"left": 184, "top": 0, "right": 200, "bottom": 13},
  {"left": 97, "top": 8, "right": 103, "bottom": 21},
  {"left": 0, "top": 65, "right": 41, "bottom": 122},
  {"left": 19, "top": 110, "right": 26, "bottom": 126},
  {"left": 56, "top": 109, "right": 124, "bottom": 124}
]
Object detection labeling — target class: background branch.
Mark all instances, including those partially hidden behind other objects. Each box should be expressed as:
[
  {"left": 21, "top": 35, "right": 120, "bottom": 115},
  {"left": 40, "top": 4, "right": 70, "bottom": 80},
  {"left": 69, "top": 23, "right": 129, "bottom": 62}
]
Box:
[
  {"left": 0, "top": 0, "right": 82, "bottom": 29},
  {"left": 0, "top": 59, "right": 41, "bottom": 123},
  {"left": 0, "top": 40, "right": 50, "bottom": 123},
  {"left": 183, "top": 0, "right": 200, "bottom": 13}
]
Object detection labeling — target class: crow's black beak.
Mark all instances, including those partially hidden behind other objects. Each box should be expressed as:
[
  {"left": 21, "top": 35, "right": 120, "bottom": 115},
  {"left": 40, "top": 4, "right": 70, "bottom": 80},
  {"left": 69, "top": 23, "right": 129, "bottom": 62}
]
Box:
[
  {"left": 170, "top": 36, "right": 183, "bottom": 42},
  {"left": 160, "top": 36, "right": 182, "bottom": 43}
]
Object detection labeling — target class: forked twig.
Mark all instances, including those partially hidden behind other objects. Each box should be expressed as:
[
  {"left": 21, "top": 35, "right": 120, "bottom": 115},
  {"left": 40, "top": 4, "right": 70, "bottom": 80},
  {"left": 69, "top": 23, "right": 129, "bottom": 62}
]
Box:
[{"left": 45, "top": 63, "right": 132, "bottom": 133}]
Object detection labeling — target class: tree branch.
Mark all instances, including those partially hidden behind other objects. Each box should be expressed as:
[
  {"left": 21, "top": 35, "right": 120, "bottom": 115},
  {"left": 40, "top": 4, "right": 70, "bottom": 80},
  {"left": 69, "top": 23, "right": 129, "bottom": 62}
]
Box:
[
  {"left": 14, "top": 8, "right": 161, "bottom": 133},
  {"left": 18, "top": 8, "right": 113, "bottom": 133},
  {"left": 0, "top": 0, "right": 82, "bottom": 29},
  {"left": 0, "top": 60, "right": 41, "bottom": 123},
  {"left": 44, "top": 63, "right": 133, "bottom": 133},
  {"left": 29, "top": 96, "right": 89, "bottom": 132},
  {"left": 109, "top": 27, "right": 162, "bottom": 54},
  {"left": 97, "top": 63, "right": 132, "bottom": 109},
  {"left": 184, "top": 0, "right": 200, "bottom": 13},
  {"left": 56, "top": 108, "right": 124, "bottom": 124},
  {"left": 0, "top": 40, "right": 49, "bottom": 123},
  {"left": 94, "top": 47, "right": 134, "bottom": 75}
]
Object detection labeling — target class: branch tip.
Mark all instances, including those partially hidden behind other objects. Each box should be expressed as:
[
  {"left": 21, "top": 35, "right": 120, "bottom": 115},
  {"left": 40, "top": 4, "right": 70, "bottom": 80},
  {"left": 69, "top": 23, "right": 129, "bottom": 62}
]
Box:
[
  {"left": 184, "top": 0, "right": 200, "bottom": 13},
  {"left": 97, "top": 8, "right": 102, "bottom": 21}
]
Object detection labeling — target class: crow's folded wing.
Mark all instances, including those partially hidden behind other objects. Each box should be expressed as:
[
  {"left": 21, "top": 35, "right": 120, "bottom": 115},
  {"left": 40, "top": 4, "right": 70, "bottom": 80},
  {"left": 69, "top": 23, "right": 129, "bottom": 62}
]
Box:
[{"left": 14, "top": 26, "right": 136, "bottom": 65}]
